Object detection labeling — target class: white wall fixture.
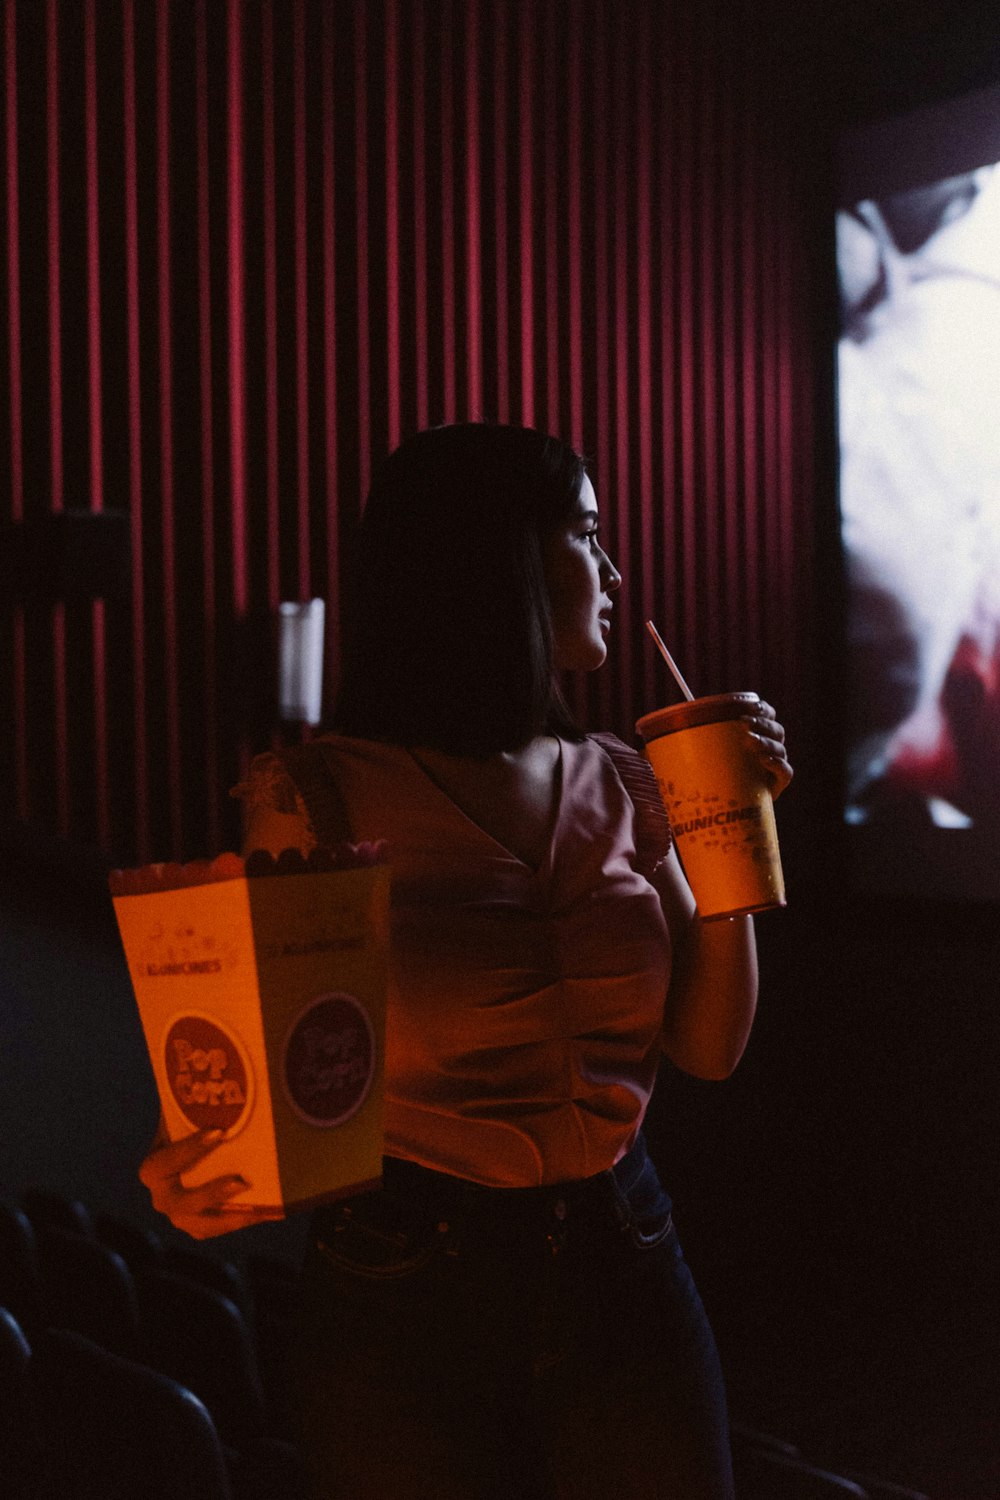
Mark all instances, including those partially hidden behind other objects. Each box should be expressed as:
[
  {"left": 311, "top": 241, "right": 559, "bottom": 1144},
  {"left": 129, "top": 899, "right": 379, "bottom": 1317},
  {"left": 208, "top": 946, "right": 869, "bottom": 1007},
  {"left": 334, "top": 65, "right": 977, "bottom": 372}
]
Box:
[{"left": 278, "top": 599, "right": 326, "bottom": 726}]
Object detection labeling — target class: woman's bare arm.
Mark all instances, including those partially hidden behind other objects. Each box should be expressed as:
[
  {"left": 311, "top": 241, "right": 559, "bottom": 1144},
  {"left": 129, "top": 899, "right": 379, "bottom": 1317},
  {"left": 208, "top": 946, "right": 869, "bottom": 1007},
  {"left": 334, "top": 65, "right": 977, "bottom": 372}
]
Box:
[
  {"left": 654, "top": 702, "right": 791, "bottom": 1080},
  {"left": 654, "top": 849, "right": 759, "bottom": 1080}
]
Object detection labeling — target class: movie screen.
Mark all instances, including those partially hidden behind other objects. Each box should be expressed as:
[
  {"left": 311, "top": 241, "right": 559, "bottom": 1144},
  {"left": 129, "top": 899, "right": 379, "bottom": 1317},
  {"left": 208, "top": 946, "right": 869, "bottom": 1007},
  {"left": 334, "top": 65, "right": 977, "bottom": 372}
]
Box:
[{"left": 837, "top": 86, "right": 1000, "bottom": 899}]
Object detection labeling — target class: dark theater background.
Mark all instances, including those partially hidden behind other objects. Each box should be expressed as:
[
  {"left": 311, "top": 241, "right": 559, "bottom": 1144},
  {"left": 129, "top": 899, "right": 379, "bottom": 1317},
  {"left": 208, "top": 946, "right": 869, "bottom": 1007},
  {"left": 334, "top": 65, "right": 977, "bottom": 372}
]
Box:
[{"left": 1, "top": 1, "right": 997, "bottom": 1496}]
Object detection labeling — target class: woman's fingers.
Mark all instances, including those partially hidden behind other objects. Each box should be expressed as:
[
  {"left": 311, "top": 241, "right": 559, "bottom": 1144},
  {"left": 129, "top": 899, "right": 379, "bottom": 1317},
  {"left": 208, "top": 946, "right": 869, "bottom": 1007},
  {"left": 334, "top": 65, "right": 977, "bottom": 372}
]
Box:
[
  {"left": 139, "top": 1129, "right": 228, "bottom": 1217},
  {"left": 180, "top": 1172, "right": 251, "bottom": 1216},
  {"left": 173, "top": 1184, "right": 284, "bottom": 1241},
  {"left": 139, "top": 1128, "right": 282, "bottom": 1238},
  {"left": 764, "top": 754, "right": 794, "bottom": 798},
  {"left": 743, "top": 703, "right": 785, "bottom": 742},
  {"left": 139, "top": 1128, "right": 224, "bottom": 1190},
  {"left": 743, "top": 707, "right": 794, "bottom": 800},
  {"left": 175, "top": 1210, "right": 278, "bottom": 1241}
]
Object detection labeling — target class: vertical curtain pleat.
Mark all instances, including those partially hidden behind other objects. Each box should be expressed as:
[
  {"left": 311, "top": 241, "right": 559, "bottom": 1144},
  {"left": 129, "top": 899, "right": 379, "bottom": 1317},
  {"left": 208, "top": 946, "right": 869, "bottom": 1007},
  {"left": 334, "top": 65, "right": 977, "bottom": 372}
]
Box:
[
  {"left": 739, "top": 103, "right": 762, "bottom": 689},
  {"left": 565, "top": 12, "right": 583, "bottom": 452},
  {"left": 292, "top": 0, "right": 310, "bottom": 603},
  {"left": 635, "top": 2, "right": 656, "bottom": 714},
  {"left": 1, "top": 0, "right": 816, "bottom": 864},
  {"left": 45, "top": 0, "right": 69, "bottom": 839},
  {"left": 122, "top": 0, "right": 147, "bottom": 858},
  {"left": 563, "top": 7, "right": 585, "bottom": 729},
  {"left": 675, "top": 9, "right": 699, "bottom": 697},
  {"left": 464, "top": 0, "right": 483, "bottom": 423},
  {"left": 410, "top": 3, "right": 429, "bottom": 430},
  {"left": 155, "top": 0, "right": 182, "bottom": 857},
  {"left": 541, "top": 1, "right": 558, "bottom": 435},
  {"left": 83, "top": 0, "right": 109, "bottom": 850},
  {"left": 320, "top": 2, "right": 339, "bottom": 695},
  {"left": 226, "top": 0, "right": 248, "bottom": 626},
  {"left": 589, "top": 0, "right": 612, "bottom": 733},
  {"left": 439, "top": 0, "right": 457, "bottom": 425},
  {"left": 384, "top": 0, "right": 401, "bottom": 449},
  {"left": 516, "top": 1, "right": 535, "bottom": 427},
  {"left": 352, "top": 3, "right": 371, "bottom": 505},
  {"left": 697, "top": 36, "right": 721, "bottom": 678},
  {"left": 611, "top": 9, "right": 633, "bottom": 732},
  {"left": 655, "top": 39, "right": 678, "bottom": 674},
  {"left": 195, "top": 0, "right": 219, "bottom": 855},
  {"left": 4, "top": 0, "right": 27, "bottom": 820},
  {"left": 717, "top": 51, "right": 741, "bottom": 689},
  {"left": 490, "top": 0, "right": 509, "bottom": 425},
  {"left": 260, "top": 0, "right": 279, "bottom": 614}
]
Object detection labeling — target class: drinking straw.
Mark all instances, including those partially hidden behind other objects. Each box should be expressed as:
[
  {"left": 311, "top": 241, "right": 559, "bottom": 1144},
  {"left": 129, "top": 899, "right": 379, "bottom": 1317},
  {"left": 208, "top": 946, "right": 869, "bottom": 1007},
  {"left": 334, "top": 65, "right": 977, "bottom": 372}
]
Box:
[{"left": 645, "top": 621, "right": 696, "bottom": 702}]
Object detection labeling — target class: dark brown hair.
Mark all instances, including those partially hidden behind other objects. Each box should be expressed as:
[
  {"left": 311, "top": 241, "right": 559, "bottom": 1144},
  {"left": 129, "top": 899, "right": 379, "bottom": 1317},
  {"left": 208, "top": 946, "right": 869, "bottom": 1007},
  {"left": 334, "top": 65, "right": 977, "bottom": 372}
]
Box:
[{"left": 333, "top": 423, "right": 588, "bottom": 756}]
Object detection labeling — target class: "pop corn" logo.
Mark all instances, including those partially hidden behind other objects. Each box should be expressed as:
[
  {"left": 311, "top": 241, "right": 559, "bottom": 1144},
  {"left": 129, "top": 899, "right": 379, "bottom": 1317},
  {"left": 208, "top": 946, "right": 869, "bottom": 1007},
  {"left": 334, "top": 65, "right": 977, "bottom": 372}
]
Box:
[
  {"left": 164, "top": 1014, "right": 253, "bottom": 1136},
  {"left": 282, "top": 993, "right": 376, "bottom": 1127}
]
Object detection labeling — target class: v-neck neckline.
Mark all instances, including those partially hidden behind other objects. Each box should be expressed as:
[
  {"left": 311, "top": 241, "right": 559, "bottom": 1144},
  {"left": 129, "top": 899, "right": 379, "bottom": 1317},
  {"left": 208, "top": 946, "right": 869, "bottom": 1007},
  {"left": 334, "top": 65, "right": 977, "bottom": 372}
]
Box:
[{"left": 406, "top": 738, "right": 565, "bottom": 876}]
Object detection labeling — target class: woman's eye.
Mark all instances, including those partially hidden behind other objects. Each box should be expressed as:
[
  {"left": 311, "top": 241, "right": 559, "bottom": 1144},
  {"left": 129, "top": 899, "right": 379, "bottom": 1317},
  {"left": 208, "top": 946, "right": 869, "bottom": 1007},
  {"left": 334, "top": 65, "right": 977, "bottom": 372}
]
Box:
[{"left": 581, "top": 529, "right": 600, "bottom": 545}]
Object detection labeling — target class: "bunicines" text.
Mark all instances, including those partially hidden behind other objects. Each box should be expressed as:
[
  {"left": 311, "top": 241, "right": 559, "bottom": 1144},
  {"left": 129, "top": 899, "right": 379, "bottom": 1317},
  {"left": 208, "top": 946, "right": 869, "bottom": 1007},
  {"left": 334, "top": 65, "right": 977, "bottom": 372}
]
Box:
[{"left": 674, "top": 806, "right": 761, "bottom": 838}]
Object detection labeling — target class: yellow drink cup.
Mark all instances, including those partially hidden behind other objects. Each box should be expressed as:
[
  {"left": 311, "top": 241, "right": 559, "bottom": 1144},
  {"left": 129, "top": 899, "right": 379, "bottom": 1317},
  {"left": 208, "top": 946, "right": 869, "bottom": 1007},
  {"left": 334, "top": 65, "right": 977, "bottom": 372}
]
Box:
[{"left": 635, "top": 693, "right": 786, "bottom": 920}]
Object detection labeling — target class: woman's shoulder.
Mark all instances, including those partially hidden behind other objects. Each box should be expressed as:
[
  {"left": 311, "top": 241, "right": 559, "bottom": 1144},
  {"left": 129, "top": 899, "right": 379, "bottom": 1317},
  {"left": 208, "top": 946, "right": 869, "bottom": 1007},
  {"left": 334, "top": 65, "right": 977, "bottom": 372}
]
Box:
[{"left": 230, "top": 734, "right": 401, "bottom": 795}]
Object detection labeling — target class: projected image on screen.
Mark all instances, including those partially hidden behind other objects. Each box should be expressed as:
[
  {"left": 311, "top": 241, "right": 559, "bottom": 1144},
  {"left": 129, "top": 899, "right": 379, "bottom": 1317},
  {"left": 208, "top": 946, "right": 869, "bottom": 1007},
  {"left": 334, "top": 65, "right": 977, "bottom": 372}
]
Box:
[{"left": 838, "top": 144, "right": 1000, "bottom": 853}]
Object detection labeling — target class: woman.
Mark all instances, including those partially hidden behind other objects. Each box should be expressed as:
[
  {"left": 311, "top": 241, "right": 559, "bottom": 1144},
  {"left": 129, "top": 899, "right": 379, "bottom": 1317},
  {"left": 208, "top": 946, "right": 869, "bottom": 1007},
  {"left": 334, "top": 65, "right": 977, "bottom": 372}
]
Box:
[{"left": 141, "top": 423, "right": 792, "bottom": 1498}]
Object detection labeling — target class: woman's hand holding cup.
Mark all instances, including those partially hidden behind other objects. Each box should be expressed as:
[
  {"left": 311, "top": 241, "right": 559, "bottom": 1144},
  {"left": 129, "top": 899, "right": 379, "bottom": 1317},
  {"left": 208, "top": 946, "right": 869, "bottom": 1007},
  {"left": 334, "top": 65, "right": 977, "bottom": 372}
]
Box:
[
  {"left": 139, "top": 1129, "right": 280, "bottom": 1241},
  {"left": 636, "top": 691, "right": 791, "bottom": 919},
  {"left": 742, "top": 701, "right": 794, "bottom": 799}
]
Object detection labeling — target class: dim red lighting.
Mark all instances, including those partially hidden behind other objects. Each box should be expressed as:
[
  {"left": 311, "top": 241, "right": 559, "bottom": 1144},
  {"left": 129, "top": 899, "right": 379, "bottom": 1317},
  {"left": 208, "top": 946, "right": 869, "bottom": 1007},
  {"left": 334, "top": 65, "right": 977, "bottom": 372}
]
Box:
[{"left": 3, "top": 0, "right": 814, "bottom": 862}]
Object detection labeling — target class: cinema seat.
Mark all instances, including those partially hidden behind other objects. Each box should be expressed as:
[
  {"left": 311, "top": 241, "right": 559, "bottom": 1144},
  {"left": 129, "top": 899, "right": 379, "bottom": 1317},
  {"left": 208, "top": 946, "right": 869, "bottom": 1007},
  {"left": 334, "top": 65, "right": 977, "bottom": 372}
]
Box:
[
  {"left": 731, "top": 1421, "right": 932, "bottom": 1500},
  {"left": 95, "top": 1210, "right": 164, "bottom": 1275},
  {"left": 135, "top": 1267, "right": 308, "bottom": 1497},
  {"left": 0, "top": 1200, "right": 43, "bottom": 1339},
  {"left": 162, "top": 1241, "right": 252, "bottom": 1318},
  {"left": 0, "top": 1306, "right": 39, "bottom": 1500},
  {"left": 31, "top": 1325, "right": 234, "bottom": 1500},
  {"left": 22, "top": 1188, "right": 95, "bottom": 1240},
  {"left": 735, "top": 1445, "right": 870, "bottom": 1498},
  {"left": 242, "top": 1253, "right": 301, "bottom": 1439},
  {"left": 136, "top": 1266, "right": 269, "bottom": 1450},
  {"left": 34, "top": 1222, "right": 141, "bottom": 1358}
]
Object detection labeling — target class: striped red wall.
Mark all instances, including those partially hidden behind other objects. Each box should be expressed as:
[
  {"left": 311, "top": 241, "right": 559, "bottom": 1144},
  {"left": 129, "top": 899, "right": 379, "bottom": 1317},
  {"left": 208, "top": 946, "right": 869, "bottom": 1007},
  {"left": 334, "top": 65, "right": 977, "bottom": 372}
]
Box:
[{"left": 1, "top": 0, "right": 816, "bottom": 864}]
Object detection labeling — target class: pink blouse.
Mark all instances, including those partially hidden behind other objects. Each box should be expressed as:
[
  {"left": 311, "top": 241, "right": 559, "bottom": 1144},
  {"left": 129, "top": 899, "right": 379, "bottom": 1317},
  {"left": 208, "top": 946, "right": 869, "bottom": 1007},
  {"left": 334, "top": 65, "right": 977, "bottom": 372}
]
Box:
[{"left": 241, "top": 734, "right": 672, "bottom": 1188}]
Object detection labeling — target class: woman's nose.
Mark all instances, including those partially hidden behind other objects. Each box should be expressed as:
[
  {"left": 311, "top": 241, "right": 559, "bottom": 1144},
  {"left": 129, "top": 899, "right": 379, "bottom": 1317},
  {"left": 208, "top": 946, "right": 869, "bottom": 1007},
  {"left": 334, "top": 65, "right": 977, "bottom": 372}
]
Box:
[{"left": 603, "top": 553, "right": 622, "bottom": 590}]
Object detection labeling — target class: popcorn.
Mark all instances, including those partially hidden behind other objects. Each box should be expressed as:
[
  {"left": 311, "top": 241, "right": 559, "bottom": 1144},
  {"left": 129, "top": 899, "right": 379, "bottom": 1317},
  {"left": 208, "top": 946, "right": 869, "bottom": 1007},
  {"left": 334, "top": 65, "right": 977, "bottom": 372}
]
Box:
[{"left": 111, "top": 847, "right": 389, "bottom": 1214}]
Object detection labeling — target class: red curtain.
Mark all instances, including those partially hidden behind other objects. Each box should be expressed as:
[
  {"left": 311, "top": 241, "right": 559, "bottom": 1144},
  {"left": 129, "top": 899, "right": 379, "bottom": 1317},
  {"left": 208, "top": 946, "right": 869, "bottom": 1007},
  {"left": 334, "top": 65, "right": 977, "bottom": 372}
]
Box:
[{"left": 1, "top": 0, "right": 816, "bottom": 864}]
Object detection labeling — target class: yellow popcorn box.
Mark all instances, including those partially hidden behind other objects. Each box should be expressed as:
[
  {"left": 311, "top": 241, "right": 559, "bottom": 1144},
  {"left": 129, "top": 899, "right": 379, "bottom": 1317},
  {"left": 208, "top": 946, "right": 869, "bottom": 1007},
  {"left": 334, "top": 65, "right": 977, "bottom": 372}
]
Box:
[{"left": 110, "top": 846, "right": 390, "bottom": 1215}]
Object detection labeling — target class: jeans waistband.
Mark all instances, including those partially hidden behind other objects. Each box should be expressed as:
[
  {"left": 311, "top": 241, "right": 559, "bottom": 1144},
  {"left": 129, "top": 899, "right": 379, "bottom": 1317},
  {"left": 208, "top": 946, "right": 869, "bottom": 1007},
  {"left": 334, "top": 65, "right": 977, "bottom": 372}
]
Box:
[{"left": 380, "top": 1132, "right": 652, "bottom": 1230}]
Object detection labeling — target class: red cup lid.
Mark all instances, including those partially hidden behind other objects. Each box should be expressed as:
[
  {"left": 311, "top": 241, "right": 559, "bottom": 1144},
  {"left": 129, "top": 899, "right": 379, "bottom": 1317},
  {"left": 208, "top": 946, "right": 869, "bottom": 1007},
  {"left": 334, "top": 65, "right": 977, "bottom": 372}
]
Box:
[{"left": 636, "top": 692, "right": 760, "bottom": 740}]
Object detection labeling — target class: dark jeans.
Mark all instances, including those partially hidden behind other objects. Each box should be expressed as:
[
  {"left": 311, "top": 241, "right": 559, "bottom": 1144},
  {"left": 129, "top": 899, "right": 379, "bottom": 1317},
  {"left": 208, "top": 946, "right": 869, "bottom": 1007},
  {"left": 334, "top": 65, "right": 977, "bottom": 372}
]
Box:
[{"left": 288, "top": 1135, "right": 734, "bottom": 1499}]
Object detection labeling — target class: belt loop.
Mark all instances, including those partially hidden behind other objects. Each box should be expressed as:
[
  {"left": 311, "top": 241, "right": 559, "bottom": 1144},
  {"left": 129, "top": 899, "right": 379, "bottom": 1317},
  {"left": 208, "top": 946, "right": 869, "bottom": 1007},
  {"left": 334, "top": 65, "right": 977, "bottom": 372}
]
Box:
[{"left": 609, "top": 1173, "right": 632, "bottom": 1230}]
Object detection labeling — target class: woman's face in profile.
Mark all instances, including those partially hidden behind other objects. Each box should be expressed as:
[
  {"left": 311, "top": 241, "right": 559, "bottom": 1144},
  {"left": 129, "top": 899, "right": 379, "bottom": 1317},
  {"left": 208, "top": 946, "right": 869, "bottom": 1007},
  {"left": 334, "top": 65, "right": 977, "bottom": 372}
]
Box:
[{"left": 543, "top": 474, "right": 622, "bottom": 673}]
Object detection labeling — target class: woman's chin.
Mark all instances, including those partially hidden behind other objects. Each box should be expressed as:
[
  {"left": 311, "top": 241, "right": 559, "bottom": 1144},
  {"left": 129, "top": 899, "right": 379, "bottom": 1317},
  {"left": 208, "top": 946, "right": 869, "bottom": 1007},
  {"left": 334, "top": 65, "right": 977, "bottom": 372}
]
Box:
[{"left": 558, "top": 647, "right": 607, "bottom": 674}]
